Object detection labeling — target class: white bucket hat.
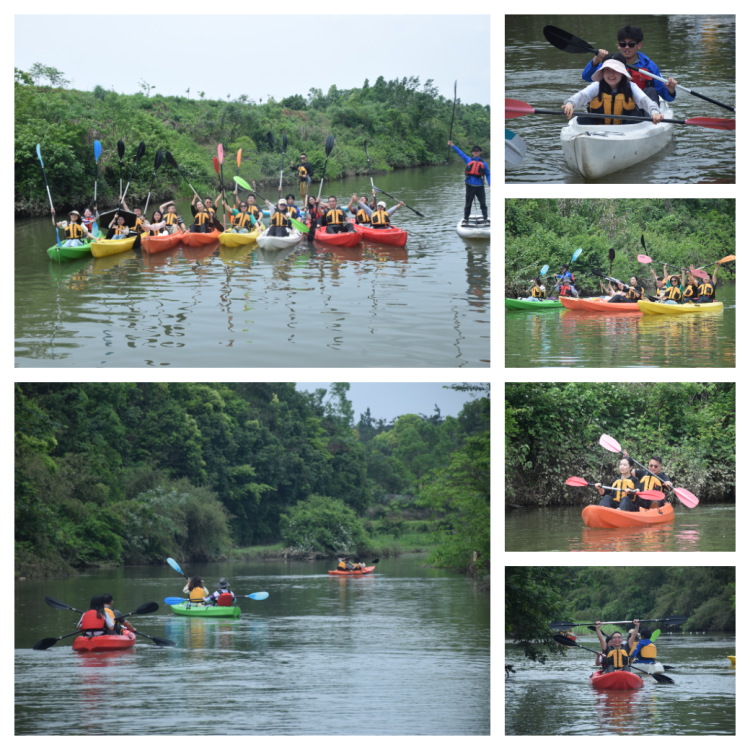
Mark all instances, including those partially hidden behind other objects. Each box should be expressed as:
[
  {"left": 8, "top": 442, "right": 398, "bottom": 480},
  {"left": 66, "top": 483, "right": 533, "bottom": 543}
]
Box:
[{"left": 592, "top": 59, "right": 632, "bottom": 82}]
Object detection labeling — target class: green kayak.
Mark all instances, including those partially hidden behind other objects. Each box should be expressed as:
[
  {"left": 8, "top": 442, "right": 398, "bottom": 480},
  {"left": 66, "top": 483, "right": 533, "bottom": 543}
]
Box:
[
  {"left": 47, "top": 231, "right": 104, "bottom": 262},
  {"left": 170, "top": 602, "right": 241, "bottom": 618},
  {"left": 505, "top": 298, "right": 563, "bottom": 311}
]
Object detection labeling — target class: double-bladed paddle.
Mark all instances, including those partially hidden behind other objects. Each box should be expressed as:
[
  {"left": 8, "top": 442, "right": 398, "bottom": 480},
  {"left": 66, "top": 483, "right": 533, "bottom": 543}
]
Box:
[
  {"left": 279, "top": 133, "right": 287, "bottom": 196},
  {"left": 364, "top": 140, "right": 376, "bottom": 191},
  {"left": 552, "top": 615, "right": 687, "bottom": 629},
  {"left": 599, "top": 434, "right": 700, "bottom": 508},
  {"left": 143, "top": 149, "right": 164, "bottom": 218},
  {"left": 164, "top": 592, "right": 269, "bottom": 605},
  {"left": 589, "top": 270, "right": 660, "bottom": 302},
  {"left": 693, "top": 255, "right": 735, "bottom": 272},
  {"left": 542, "top": 24, "right": 736, "bottom": 113},
  {"left": 446, "top": 80, "right": 457, "bottom": 164},
  {"left": 165, "top": 152, "right": 203, "bottom": 203},
  {"left": 35, "top": 144, "right": 62, "bottom": 251},
  {"left": 506, "top": 98, "right": 736, "bottom": 131},
  {"left": 586, "top": 624, "right": 674, "bottom": 669},
  {"left": 565, "top": 476, "right": 664, "bottom": 501}
]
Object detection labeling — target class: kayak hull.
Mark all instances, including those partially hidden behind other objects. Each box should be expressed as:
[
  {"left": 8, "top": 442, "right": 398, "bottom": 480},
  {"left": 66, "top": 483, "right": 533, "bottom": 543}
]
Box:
[
  {"left": 218, "top": 224, "right": 264, "bottom": 247},
  {"left": 328, "top": 566, "right": 376, "bottom": 576},
  {"left": 351, "top": 223, "right": 408, "bottom": 247},
  {"left": 582, "top": 503, "right": 675, "bottom": 529},
  {"left": 456, "top": 215, "right": 490, "bottom": 238},
  {"left": 561, "top": 99, "right": 674, "bottom": 180},
  {"left": 561, "top": 297, "right": 606, "bottom": 310},
  {"left": 314, "top": 228, "right": 362, "bottom": 247},
  {"left": 579, "top": 299, "right": 641, "bottom": 313},
  {"left": 170, "top": 603, "right": 241, "bottom": 618},
  {"left": 506, "top": 299, "right": 562, "bottom": 311},
  {"left": 73, "top": 629, "right": 136, "bottom": 652},
  {"left": 637, "top": 300, "right": 724, "bottom": 314},
  {"left": 181, "top": 229, "right": 220, "bottom": 246},
  {"left": 141, "top": 231, "right": 183, "bottom": 254},
  {"left": 728, "top": 655, "right": 736, "bottom": 666},
  {"left": 590, "top": 670, "right": 644, "bottom": 690},
  {"left": 90, "top": 235, "right": 137, "bottom": 258},
  {"left": 47, "top": 232, "right": 104, "bottom": 261},
  {"left": 256, "top": 228, "right": 304, "bottom": 251}
]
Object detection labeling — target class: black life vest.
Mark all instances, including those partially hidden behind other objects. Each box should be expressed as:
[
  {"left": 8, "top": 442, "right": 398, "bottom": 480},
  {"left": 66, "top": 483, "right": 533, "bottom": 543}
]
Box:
[
  {"left": 664, "top": 285, "right": 682, "bottom": 301},
  {"left": 233, "top": 212, "right": 254, "bottom": 229},
  {"left": 325, "top": 208, "right": 346, "bottom": 226},
  {"left": 683, "top": 284, "right": 697, "bottom": 300},
  {"left": 371, "top": 209, "right": 390, "bottom": 228},
  {"left": 610, "top": 477, "right": 637, "bottom": 503},
  {"left": 270, "top": 211, "right": 290, "bottom": 228},
  {"left": 636, "top": 471, "right": 664, "bottom": 493},
  {"left": 356, "top": 208, "right": 371, "bottom": 225},
  {"left": 626, "top": 285, "right": 644, "bottom": 301},
  {"left": 465, "top": 159, "right": 486, "bottom": 177},
  {"left": 588, "top": 92, "right": 636, "bottom": 125}
]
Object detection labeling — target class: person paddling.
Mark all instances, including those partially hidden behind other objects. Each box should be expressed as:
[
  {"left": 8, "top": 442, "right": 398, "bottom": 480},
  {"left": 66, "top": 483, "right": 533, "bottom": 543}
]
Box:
[
  {"left": 102, "top": 593, "right": 134, "bottom": 634},
  {"left": 183, "top": 575, "right": 210, "bottom": 603},
  {"left": 336, "top": 557, "right": 354, "bottom": 571},
  {"left": 159, "top": 201, "right": 188, "bottom": 235},
  {"left": 594, "top": 456, "right": 639, "bottom": 512},
  {"left": 77, "top": 595, "right": 116, "bottom": 635},
  {"left": 623, "top": 451, "right": 672, "bottom": 509},
  {"left": 448, "top": 141, "right": 490, "bottom": 227},
  {"left": 55, "top": 209, "right": 96, "bottom": 247},
  {"left": 594, "top": 621, "right": 634, "bottom": 674},
  {"left": 353, "top": 189, "right": 403, "bottom": 229},
  {"left": 289, "top": 153, "right": 314, "bottom": 204},
  {"left": 207, "top": 578, "right": 237, "bottom": 607}
]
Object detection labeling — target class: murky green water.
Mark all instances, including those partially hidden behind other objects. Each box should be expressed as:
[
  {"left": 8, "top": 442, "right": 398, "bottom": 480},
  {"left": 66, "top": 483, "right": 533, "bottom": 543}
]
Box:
[
  {"left": 505, "top": 504, "right": 735, "bottom": 552},
  {"left": 505, "top": 285, "right": 735, "bottom": 368},
  {"left": 505, "top": 14, "right": 736, "bottom": 183},
  {"left": 506, "top": 634, "right": 735, "bottom": 734},
  {"left": 15, "top": 558, "right": 489, "bottom": 735}
]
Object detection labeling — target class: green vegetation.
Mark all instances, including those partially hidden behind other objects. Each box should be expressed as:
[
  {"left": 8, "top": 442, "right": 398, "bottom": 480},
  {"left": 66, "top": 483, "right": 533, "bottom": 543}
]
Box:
[
  {"left": 15, "top": 65, "right": 491, "bottom": 215},
  {"left": 505, "top": 199, "right": 735, "bottom": 297},
  {"left": 506, "top": 567, "right": 736, "bottom": 662},
  {"left": 15, "top": 383, "right": 489, "bottom": 578},
  {"left": 506, "top": 382, "right": 735, "bottom": 507}
]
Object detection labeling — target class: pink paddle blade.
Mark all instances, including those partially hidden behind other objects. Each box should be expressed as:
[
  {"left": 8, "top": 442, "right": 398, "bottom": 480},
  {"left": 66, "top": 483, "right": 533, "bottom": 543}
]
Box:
[
  {"left": 637, "top": 254, "right": 653, "bottom": 264},
  {"left": 218, "top": 144, "right": 224, "bottom": 162},
  {"left": 691, "top": 269, "right": 709, "bottom": 280},
  {"left": 638, "top": 490, "right": 665, "bottom": 501},
  {"left": 599, "top": 434, "right": 621, "bottom": 453},
  {"left": 566, "top": 476, "right": 589, "bottom": 487},
  {"left": 505, "top": 98, "right": 535, "bottom": 119},
  {"left": 685, "top": 117, "right": 735, "bottom": 131},
  {"left": 674, "top": 487, "right": 699, "bottom": 508}
]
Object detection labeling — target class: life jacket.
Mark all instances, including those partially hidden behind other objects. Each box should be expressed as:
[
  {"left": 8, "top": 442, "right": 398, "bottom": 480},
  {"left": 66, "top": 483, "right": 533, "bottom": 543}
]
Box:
[
  {"left": 636, "top": 472, "right": 664, "bottom": 493},
  {"left": 134, "top": 216, "right": 145, "bottom": 233},
  {"left": 664, "top": 285, "right": 682, "bottom": 301},
  {"left": 371, "top": 209, "right": 390, "bottom": 228},
  {"left": 356, "top": 208, "right": 371, "bottom": 225},
  {"left": 531, "top": 285, "right": 545, "bottom": 299},
  {"left": 610, "top": 477, "right": 637, "bottom": 503},
  {"left": 164, "top": 212, "right": 179, "bottom": 226},
  {"left": 248, "top": 205, "right": 261, "bottom": 220},
  {"left": 79, "top": 609, "right": 106, "bottom": 631},
  {"left": 113, "top": 224, "right": 129, "bottom": 237},
  {"left": 64, "top": 222, "right": 85, "bottom": 239},
  {"left": 297, "top": 164, "right": 310, "bottom": 181},
  {"left": 630, "top": 640, "right": 657, "bottom": 662},
  {"left": 697, "top": 281, "right": 715, "bottom": 299},
  {"left": 625, "top": 285, "right": 645, "bottom": 301},
  {"left": 270, "top": 211, "right": 290, "bottom": 228},
  {"left": 628, "top": 65, "right": 652, "bottom": 91},
  {"left": 233, "top": 211, "right": 254, "bottom": 229},
  {"left": 81, "top": 216, "right": 95, "bottom": 232},
  {"left": 288, "top": 205, "right": 300, "bottom": 220},
  {"left": 559, "top": 285, "right": 574, "bottom": 297},
  {"left": 325, "top": 208, "right": 346, "bottom": 226},
  {"left": 193, "top": 210, "right": 211, "bottom": 228},
  {"left": 604, "top": 647, "right": 630, "bottom": 669},
  {"left": 683, "top": 284, "right": 698, "bottom": 300},
  {"left": 588, "top": 92, "right": 636, "bottom": 125},
  {"left": 216, "top": 592, "right": 234, "bottom": 606},
  {"left": 337, "top": 561, "right": 347, "bottom": 570},
  {"left": 465, "top": 159, "right": 486, "bottom": 178},
  {"left": 189, "top": 586, "right": 208, "bottom": 602}
]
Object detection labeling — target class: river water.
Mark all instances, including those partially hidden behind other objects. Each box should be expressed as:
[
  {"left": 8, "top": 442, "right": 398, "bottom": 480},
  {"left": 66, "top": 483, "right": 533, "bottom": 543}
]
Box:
[
  {"left": 505, "top": 504, "right": 735, "bottom": 552},
  {"left": 505, "top": 633, "right": 735, "bottom": 735},
  {"left": 505, "top": 14, "right": 736, "bottom": 184},
  {"left": 14, "top": 558, "right": 489, "bottom": 735},
  {"left": 505, "top": 284, "right": 735, "bottom": 368},
  {"left": 15, "top": 166, "right": 490, "bottom": 368}
]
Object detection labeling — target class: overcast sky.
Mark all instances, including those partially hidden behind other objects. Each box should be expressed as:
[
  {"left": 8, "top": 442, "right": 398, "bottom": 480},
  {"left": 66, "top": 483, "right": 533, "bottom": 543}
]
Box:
[
  {"left": 295, "top": 383, "right": 486, "bottom": 422},
  {"left": 15, "top": 16, "right": 489, "bottom": 106}
]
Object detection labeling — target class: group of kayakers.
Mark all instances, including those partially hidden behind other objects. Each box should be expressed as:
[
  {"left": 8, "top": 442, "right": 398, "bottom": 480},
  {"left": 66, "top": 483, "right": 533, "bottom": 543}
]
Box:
[
  {"left": 593, "top": 619, "right": 658, "bottom": 674},
  {"left": 595, "top": 451, "right": 672, "bottom": 512},
  {"left": 77, "top": 594, "right": 135, "bottom": 636},
  {"left": 183, "top": 576, "right": 237, "bottom": 606}
]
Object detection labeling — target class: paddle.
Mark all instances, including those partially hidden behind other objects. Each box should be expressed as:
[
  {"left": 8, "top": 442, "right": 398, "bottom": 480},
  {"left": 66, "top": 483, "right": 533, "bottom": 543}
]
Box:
[
  {"left": 35, "top": 144, "right": 62, "bottom": 251},
  {"left": 608, "top": 248, "right": 615, "bottom": 280},
  {"left": 127, "top": 629, "right": 176, "bottom": 647},
  {"left": 505, "top": 128, "right": 527, "bottom": 166},
  {"left": 552, "top": 634, "right": 675, "bottom": 684},
  {"left": 121, "top": 141, "right": 146, "bottom": 204},
  {"left": 599, "top": 434, "right": 700, "bottom": 508},
  {"left": 32, "top": 631, "right": 83, "bottom": 651},
  {"left": 165, "top": 152, "right": 203, "bottom": 203},
  {"left": 93, "top": 139, "right": 102, "bottom": 208},
  {"left": 278, "top": 133, "right": 287, "bottom": 196},
  {"left": 552, "top": 248, "right": 582, "bottom": 293},
  {"left": 364, "top": 140, "right": 376, "bottom": 190},
  {"left": 217, "top": 144, "right": 229, "bottom": 229},
  {"left": 316, "top": 134, "right": 335, "bottom": 201},
  {"left": 371, "top": 186, "right": 424, "bottom": 218},
  {"left": 505, "top": 99, "right": 736, "bottom": 131},
  {"left": 164, "top": 592, "right": 269, "bottom": 605},
  {"left": 584, "top": 627, "right": 675, "bottom": 670},
  {"left": 651, "top": 629, "right": 661, "bottom": 641},
  {"left": 693, "top": 254, "right": 735, "bottom": 272},
  {"left": 446, "top": 80, "right": 457, "bottom": 164},
  {"left": 117, "top": 139, "right": 125, "bottom": 197},
  {"left": 640, "top": 235, "right": 683, "bottom": 272},
  {"left": 551, "top": 615, "right": 687, "bottom": 629},
  {"left": 233, "top": 175, "right": 268, "bottom": 205},
  {"left": 143, "top": 149, "right": 164, "bottom": 218},
  {"left": 565, "top": 476, "right": 665, "bottom": 502},
  {"left": 212, "top": 155, "right": 228, "bottom": 231},
  {"left": 542, "top": 24, "right": 735, "bottom": 114},
  {"left": 166, "top": 556, "right": 189, "bottom": 580},
  {"left": 589, "top": 270, "right": 660, "bottom": 302}
]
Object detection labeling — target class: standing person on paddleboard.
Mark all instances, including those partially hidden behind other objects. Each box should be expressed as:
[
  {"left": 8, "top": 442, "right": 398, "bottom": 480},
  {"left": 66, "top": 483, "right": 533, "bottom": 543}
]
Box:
[
  {"left": 448, "top": 142, "right": 490, "bottom": 227},
  {"left": 583, "top": 24, "right": 677, "bottom": 107},
  {"left": 594, "top": 622, "right": 633, "bottom": 674},
  {"left": 624, "top": 451, "right": 672, "bottom": 509},
  {"left": 595, "top": 457, "right": 640, "bottom": 511},
  {"left": 289, "top": 153, "right": 314, "bottom": 204}
]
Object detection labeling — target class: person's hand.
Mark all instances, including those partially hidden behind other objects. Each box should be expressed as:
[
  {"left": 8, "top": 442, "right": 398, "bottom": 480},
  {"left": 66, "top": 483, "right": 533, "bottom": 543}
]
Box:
[
  {"left": 652, "top": 112, "right": 664, "bottom": 125},
  {"left": 595, "top": 483, "right": 602, "bottom": 489},
  {"left": 593, "top": 49, "right": 608, "bottom": 65},
  {"left": 595, "top": 620, "right": 602, "bottom": 628},
  {"left": 372, "top": 189, "right": 376, "bottom": 196},
  {"left": 447, "top": 140, "right": 453, "bottom": 147},
  {"left": 633, "top": 619, "right": 640, "bottom": 628},
  {"left": 562, "top": 103, "right": 574, "bottom": 119},
  {"left": 666, "top": 77, "right": 677, "bottom": 95}
]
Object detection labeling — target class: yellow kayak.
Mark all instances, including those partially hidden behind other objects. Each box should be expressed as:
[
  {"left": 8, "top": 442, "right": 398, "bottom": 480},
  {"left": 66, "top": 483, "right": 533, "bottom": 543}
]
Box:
[
  {"left": 218, "top": 224, "right": 265, "bottom": 247},
  {"left": 728, "top": 655, "right": 736, "bottom": 666},
  {"left": 637, "top": 300, "right": 724, "bottom": 315},
  {"left": 91, "top": 235, "right": 137, "bottom": 258}
]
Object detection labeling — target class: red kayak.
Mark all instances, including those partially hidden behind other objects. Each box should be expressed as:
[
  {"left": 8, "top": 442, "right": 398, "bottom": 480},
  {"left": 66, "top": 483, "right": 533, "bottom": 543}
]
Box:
[
  {"left": 590, "top": 670, "right": 643, "bottom": 690},
  {"left": 141, "top": 231, "right": 183, "bottom": 254},
  {"left": 328, "top": 566, "right": 375, "bottom": 576},
  {"left": 73, "top": 628, "right": 136, "bottom": 652},
  {"left": 351, "top": 222, "right": 408, "bottom": 247},
  {"left": 314, "top": 228, "right": 362, "bottom": 247},
  {"left": 181, "top": 229, "right": 220, "bottom": 246}
]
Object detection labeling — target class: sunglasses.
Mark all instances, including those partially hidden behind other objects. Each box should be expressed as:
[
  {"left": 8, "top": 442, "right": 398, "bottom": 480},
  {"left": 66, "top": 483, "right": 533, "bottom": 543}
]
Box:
[{"left": 618, "top": 41, "right": 638, "bottom": 48}]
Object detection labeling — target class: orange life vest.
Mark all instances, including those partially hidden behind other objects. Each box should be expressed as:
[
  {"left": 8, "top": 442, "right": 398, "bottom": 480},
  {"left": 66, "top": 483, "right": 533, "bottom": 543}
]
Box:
[{"left": 465, "top": 160, "right": 486, "bottom": 177}]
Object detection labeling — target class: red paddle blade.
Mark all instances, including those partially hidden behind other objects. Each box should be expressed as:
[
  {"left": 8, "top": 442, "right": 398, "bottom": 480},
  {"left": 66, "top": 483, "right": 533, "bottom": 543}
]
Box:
[
  {"left": 212, "top": 157, "right": 220, "bottom": 175},
  {"left": 599, "top": 434, "right": 621, "bottom": 453},
  {"left": 674, "top": 487, "right": 699, "bottom": 508},
  {"left": 566, "top": 476, "right": 589, "bottom": 487},
  {"left": 505, "top": 99, "right": 535, "bottom": 119},
  {"left": 692, "top": 269, "right": 709, "bottom": 279},
  {"left": 637, "top": 490, "right": 665, "bottom": 501},
  {"left": 237, "top": 148, "right": 242, "bottom": 168},
  {"left": 685, "top": 117, "right": 735, "bottom": 131},
  {"left": 637, "top": 254, "right": 653, "bottom": 264}
]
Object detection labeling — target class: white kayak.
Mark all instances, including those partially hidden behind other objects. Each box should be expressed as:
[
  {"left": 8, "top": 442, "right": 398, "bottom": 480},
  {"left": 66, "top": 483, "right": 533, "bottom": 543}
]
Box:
[
  {"left": 560, "top": 98, "right": 674, "bottom": 180},
  {"left": 456, "top": 215, "right": 491, "bottom": 239},
  {"left": 255, "top": 228, "right": 304, "bottom": 251},
  {"left": 634, "top": 662, "right": 665, "bottom": 674}
]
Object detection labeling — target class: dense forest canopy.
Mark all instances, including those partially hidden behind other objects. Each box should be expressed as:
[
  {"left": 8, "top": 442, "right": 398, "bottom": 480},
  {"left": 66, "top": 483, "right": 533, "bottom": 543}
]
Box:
[
  {"left": 15, "top": 383, "right": 490, "bottom": 577},
  {"left": 506, "top": 382, "right": 735, "bottom": 507},
  {"left": 505, "top": 199, "right": 735, "bottom": 297},
  {"left": 15, "top": 65, "right": 491, "bottom": 215}
]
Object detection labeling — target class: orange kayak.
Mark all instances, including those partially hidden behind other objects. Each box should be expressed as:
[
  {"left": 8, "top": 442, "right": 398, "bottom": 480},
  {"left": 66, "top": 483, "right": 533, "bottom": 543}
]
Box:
[
  {"left": 578, "top": 299, "right": 641, "bottom": 313},
  {"left": 561, "top": 297, "right": 606, "bottom": 310},
  {"left": 181, "top": 229, "right": 220, "bottom": 246},
  {"left": 141, "top": 231, "right": 183, "bottom": 254},
  {"left": 73, "top": 628, "right": 136, "bottom": 652},
  {"left": 327, "top": 566, "right": 375, "bottom": 576},
  {"left": 582, "top": 503, "right": 674, "bottom": 529}
]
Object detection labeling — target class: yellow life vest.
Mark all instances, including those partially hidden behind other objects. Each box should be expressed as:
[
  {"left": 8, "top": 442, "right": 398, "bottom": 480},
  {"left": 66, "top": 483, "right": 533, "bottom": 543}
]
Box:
[
  {"left": 271, "top": 211, "right": 290, "bottom": 228},
  {"left": 625, "top": 285, "right": 644, "bottom": 301},
  {"left": 356, "top": 208, "right": 371, "bottom": 225},
  {"left": 683, "top": 284, "right": 697, "bottom": 299},
  {"left": 664, "top": 285, "right": 682, "bottom": 301},
  {"left": 189, "top": 586, "right": 209, "bottom": 602},
  {"left": 611, "top": 478, "right": 636, "bottom": 503},
  {"left": 134, "top": 217, "right": 145, "bottom": 232},
  {"left": 588, "top": 92, "right": 637, "bottom": 125},
  {"left": 325, "top": 208, "right": 346, "bottom": 226},
  {"left": 113, "top": 224, "right": 129, "bottom": 237},
  {"left": 697, "top": 281, "right": 715, "bottom": 298},
  {"left": 297, "top": 165, "right": 310, "bottom": 181},
  {"left": 371, "top": 209, "right": 390, "bottom": 228},
  {"left": 638, "top": 474, "right": 663, "bottom": 492},
  {"left": 288, "top": 205, "right": 300, "bottom": 220},
  {"left": 64, "top": 223, "right": 85, "bottom": 239},
  {"left": 233, "top": 212, "right": 254, "bottom": 229},
  {"left": 337, "top": 562, "right": 347, "bottom": 570},
  {"left": 193, "top": 210, "right": 211, "bottom": 228},
  {"left": 630, "top": 642, "right": 658, "bottom": 659},
  {"left": 248, "top": 205, "right": 261, "bottom": 220},
  {"left": 604, "top": 647, "right": 630, "bottom": 669},
  {"left": 531, "top": 285, "right": 545, "bottom": 299},
  {"left": 164, "top": 212, "right": 179, "bottom": 226}
]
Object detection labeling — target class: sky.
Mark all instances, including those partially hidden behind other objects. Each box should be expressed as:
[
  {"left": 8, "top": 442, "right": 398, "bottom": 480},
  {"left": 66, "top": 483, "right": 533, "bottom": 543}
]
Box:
[
  {"left": 295, "top": 382, "right": 485, "bottom": 422},
  {"left": 15, "top": 15, "right": 490, "bottom": 106}
]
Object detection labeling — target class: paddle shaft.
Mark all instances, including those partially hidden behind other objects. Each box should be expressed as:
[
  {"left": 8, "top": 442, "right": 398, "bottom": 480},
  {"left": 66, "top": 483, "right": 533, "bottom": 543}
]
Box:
[
  {"left": 364, "top": 142, "right": 375, "bottom": 189},
  {"left": 518, "top": 106, "right": 720, "bottom": 127},
  {"left": 576, "top": 481, "right": 658, "bottom": 495},
  {"left": 597, "top": 274, "right": 659, "bottom": 302},
  {"left": 374, "top": 187, "right": 424, "bottom": 218},
  {"left": 552, "top": 617, "right": 685, "bottom": 628},
  {"left": 447, "top": 80, "right": 457, "bottom": 163}
]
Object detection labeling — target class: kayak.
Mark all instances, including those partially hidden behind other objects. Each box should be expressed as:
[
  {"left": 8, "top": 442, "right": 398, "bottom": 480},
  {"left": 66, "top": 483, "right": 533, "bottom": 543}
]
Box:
[
  {"left": 506, "top": 128, "right": 526, "bottom": 166},
  {"left": 505, "top": 299, "right": 562, "bottom": 310},
  {"left": 728, "top": 655, "right": 736, "bottom": 666},
  {"left": 256, "top": 228, "right": 304, "bottom": 251},
  {"left": 590, "top": 670, "right": 644, "bottom": 690},
  {"left": 351, "top": 222, "right": 408, "bottom": 247},
  {"left": 90, "top": 235, "right": 137, "bottom": 258},
  {"left": 170, "top": 602, "right": 241, "bottom": 618},
  {"left": 328, "top": 566, "right": 376, "bottom": 576},
  {"left": 561, "top": 98, "right": 674, "bottom": 180},
  {"left": 582, "top": 503, "right": 675, "bottom": 529},
  {"left": 634, "top": 662, "right": 665, "bottom": 674},
  {"left": 72, "top": 628, "right": 136, "bottom": 652},
  {"left": 578, "top": 299, "right": 641, "bottom": 313},
  {"left": 47, "top": 231, "right": 104, "bottom": 262},
  {"left": 456, "top": 215, "right": 490, "bottom": 239},
  {"left": 637, "top": 300, "right": 724, "bottom": 315},
  {"left": 218, "top": 224, "right": 265, "bottom": 247},
  {"left": 181, "top": 229, "right": 220, "bottom": 246},
  {"left": 314, "top": 228, "right": 362, "bottom": 247},
  {"left": 259, "top": 207, "right": 349, "bottom": 217},
  {"left": 141, "top": 231, "right": 184, "bottom": 255},
  {"left": 561, "top": 297, "right": 607, "bottom": 310}
]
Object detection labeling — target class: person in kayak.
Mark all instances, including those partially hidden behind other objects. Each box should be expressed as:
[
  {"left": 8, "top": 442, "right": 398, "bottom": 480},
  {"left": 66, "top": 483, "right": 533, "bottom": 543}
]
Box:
[
  {"left": 188, "top": 199, "right": 213, "bottom": 233},
  {"left": 320, "top": 196, "right": 356, "bottom": 234},
  {"left": 353, "top": 190, "right": 404, "bottom": 229},
  {"left": 77, "top": 595, "right": 116, "bottom": 635},
  {"left": 207, "top": 578, "right": 237, "bottom": 607},
  {"left": 142, "top": 210, "right": 169, "bottom": 236},
  {"left": 285, "top": 194, "right": 302, "bottom": 221},
  {"left": 54, "top": 209, "right": 97, "bottom": 247},
  {"left": 693, "top": 264, "right": 719, "bottom": 303},
  {"left": 221, "top": 197, "right": 258, "bottom": 234},
  {"left": 348, "top": 194, "right": 375, "bottom": 223},
  {"left": 183, "top": 575, "right": 210, "bottom": 603},
  {"left": 595, "top": 457, "right": 639, "bottom": 511},
  {"left": 81, "top": 207, "right": 99, "bottom": 236},
  {"left": 558, "top": 277, "right": 579, "bottom": 298},
  {"left": 623, "top": 451, "right": 672, "bottom": 509},
  {"left": 563, "top": 58, "right": 663, "bottom": 127},
  {"left": 160, "top": 202, "right": 188, "bottom": 235},
  {"left": 102, "top": 594, "right": 134, "bottom": 634},
  {"left": 628, "top": 620, "right": 658, "bottom": 666},
  {"left": 289, "top": 153, "right": 314, "bottom": 204},
  {"left": 105, "top": 212, "right": 134, "bottom": 240},
  {"left": 557, "top": 265, "right": 575, "bottom": 284},
  {"left": 682, "top": 270, "right": 701, "bottom": 302},
  {"left": 306, "top": 196, "right": 325, "bottom": 242},
  {"left": 583, "top": 24, "right": 677, "bottom": 107},
  {"left": 651, "top": 267, "right": 684, "bottom": 304},
  {"left": 448, "top": 142, "right": 490, "bottom": 227},
  {"left": 526, "top": 279, "right": 546, "bottom": 299},
  {"left": 120, "top": 198, "right": 147, "bottom": 236},
  {"left": 336, "top": 557, "right": 355, "bottom": 571},
  {"left": 607, "top": 276, "right": 645, "bottom": 303},
  {"left": 264, "top": 198, "right": 293, "bottom": 237},
  {"left": 594, "top": 622, "right": 633, "bottom": 673}
]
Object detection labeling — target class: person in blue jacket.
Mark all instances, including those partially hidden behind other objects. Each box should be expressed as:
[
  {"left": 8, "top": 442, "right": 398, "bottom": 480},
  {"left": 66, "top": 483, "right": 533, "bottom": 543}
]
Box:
[
  {"left": 582, "top": 24, "right": 677, "bottom": 107},
  {"left": 448, "top": 141, "right": 490, "bottom": 226}
]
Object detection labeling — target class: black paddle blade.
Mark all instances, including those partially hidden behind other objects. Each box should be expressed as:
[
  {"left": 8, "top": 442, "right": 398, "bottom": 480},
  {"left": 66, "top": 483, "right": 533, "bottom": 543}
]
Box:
[
  {"left": 608, "top": 248, "right": 615, "bottom": 262},
  {"left": 165, "top": 151, "right": 179, "bottom": 170},
  {"left": 155, "top": 149, "right": 164, "bottom": 170},
  {"left": 134, "top": 601, "right": 159, "bottom": 616},
  {"left": 282, "top": 133, "right": 288, "bottom": 151},
  {"left": 135, "top": 141, "right": 146, "bottom": 161},
  {"left": 650, "top": 671, "right": 675, "bottom": 684},
  {"left": 553, "top": 634, "right": 578, "bottom": 647},
  {"left": 266, "top": 132, "right": 274, "bottom": 149},
  {"left": 44, "top": 596, "right": 73, "bottom": 611},
  {"left": 117, "top": 139, "right": 125, "bottom": 159},
  {"left": 33, "top": 637, "right": 59, "bottom": 650},
  {"left": 370, "top": 559, "right": 380, "bottom": 564},
  {"left": 325, "top": 134, "right": 335, "bottom": 156},
  {"left": 543, "top": 25, "right": 594, "bottom": 54}
]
